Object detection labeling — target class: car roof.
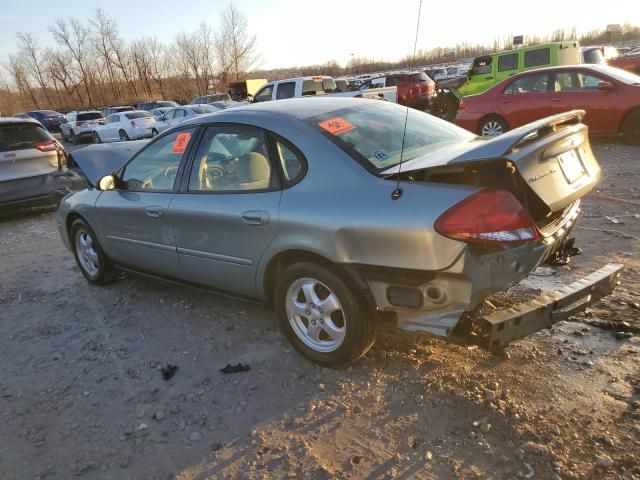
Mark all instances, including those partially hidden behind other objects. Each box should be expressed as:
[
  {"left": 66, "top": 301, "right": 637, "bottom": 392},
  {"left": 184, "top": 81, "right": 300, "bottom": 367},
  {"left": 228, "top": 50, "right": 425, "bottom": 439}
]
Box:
[
  {"left": 510, "top": 64, "right": 613, "bottom": 75},
  {"left": 186, "top": 97, "right": 383, "bottom": 122},
  {"left": 0, "top": 116, "right": 42, "bottom": 125}
]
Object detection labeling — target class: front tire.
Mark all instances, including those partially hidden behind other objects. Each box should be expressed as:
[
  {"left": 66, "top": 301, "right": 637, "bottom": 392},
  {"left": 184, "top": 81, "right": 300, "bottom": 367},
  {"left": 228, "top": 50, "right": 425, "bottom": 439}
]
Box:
[
  {"left": 622, "top": 111, "right": 640, "bottom": 145},
  {"left": 71, "top": 131, "right": 78, "bottom": 145},
  {"left": 431, "top": 93, "right": 459, "bottom": 122},
  {"left": 93, "top": 131, "right": 102, "bottom": 144},
  {"left": 478, "top": 115, "right": 508, "bottom": 137},
  {"left": 119, "top": 129, "right": 130, "bottom": 142},
  {"left": 70, "top": 219, "right": 115, "bottom": 285},
  {"left": 275, "top": 262, "right": 376, "bottom": 367}
]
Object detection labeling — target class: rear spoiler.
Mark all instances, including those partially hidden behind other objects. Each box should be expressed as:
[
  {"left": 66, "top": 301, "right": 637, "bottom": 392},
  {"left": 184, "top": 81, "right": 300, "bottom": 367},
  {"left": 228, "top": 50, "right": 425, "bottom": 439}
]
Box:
[{"left": 454, "top": 110, "right": 585, "bottom": 162}]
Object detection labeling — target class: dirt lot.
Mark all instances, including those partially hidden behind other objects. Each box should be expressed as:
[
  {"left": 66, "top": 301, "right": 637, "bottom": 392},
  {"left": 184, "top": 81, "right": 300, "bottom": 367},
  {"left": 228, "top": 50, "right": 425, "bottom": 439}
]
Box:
[{"left": 0, "top": 140, "right": 639, "bottom": 480}]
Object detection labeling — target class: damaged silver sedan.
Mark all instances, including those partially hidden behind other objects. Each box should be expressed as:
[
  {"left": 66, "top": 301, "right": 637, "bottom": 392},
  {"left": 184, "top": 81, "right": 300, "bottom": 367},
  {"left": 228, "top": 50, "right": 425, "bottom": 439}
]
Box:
[{"left": 56, "top": 98, "right": 621, "bottom": 366}]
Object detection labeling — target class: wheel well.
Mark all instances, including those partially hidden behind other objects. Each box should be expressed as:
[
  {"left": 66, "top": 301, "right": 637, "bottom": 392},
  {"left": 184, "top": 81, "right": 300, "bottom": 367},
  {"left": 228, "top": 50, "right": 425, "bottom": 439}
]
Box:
[
  {"left": 619, "top": 107, "right": 640, "bottom": 133},
  {"left": 65, "top": 212, "right": 86, "bottom": 239},
  {"left": 478, "top": 114, "right": 509, "bottom": 133},
  {"left": 262, "top": 250, "right": 340, "bottom": 303}
]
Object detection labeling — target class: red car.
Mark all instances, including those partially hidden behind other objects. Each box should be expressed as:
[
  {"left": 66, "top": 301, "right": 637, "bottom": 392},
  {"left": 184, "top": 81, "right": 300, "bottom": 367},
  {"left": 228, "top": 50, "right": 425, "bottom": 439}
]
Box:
[
  {"left": 609, "top": 53, "right": 640, "bottom": 75},
  {"left": 360, "top": 72, "right": 435, "bottom": 110},
  {"left": 455, "top": 64, "right": 640, "bottom": 145}
]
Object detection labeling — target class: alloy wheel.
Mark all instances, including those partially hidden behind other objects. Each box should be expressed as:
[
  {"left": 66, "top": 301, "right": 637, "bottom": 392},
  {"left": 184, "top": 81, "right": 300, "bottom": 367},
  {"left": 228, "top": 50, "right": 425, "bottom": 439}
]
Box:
[
  {"left": 285, "top": 277, "right": 347, "bottom": 353},
  {"left": 481, "top": 121, "right": 504, "bottom": 137},
  {"left": 75, "top": 230, "right": 99, "bottom": 277}
]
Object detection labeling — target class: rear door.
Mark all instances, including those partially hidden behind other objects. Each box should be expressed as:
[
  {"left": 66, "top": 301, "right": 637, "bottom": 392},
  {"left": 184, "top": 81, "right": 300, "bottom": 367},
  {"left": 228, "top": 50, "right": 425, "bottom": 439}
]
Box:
[
  {"left": 169, "top": 124, "right": 283, "bottom": 297},
  {"left": 548, "top": 69, "right": 616, "bottom": 134},
  {"left": 94, "top": 127, "right": 197, "bottom": 277},
  {"left": 498, "top": 72, "right": 553, "bottom": 128}
]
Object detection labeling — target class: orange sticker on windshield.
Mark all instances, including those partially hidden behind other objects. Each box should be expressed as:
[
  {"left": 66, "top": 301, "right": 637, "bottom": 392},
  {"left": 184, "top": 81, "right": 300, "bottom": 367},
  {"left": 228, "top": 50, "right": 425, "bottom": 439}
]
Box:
[
  {"left": 172, "top": 132, "right": 191, "bottom": 153},
  {"left": 318, "top": 117, "right": 355, "bottom": 135}
]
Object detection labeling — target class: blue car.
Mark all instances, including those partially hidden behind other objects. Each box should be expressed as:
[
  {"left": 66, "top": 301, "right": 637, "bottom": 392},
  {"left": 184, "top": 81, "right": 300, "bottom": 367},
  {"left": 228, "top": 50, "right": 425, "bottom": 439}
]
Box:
[{"left": 17, "top": 110, "right": 66, "bottom": 131}]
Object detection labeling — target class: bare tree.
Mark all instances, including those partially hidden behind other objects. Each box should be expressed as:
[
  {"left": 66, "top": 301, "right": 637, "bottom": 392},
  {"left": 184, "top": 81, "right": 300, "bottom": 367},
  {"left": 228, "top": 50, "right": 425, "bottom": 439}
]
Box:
[
  {"left": 16, "top": 32, "right": 53, "bottom": 106},
  {"left": 216, "top": 3, "right": 257, "bottom": 81},
  {"left": 49, "top": 18, "right": 95, "bottom": 106},
  {"left": 90, "top": 9, "right": 122, "bottom": 102},
  {"left": 146, "top": 37, "right": 169, "bottom": 98},
  {"left": 6, "top": 55, "right": 39, "bottom": 108}
]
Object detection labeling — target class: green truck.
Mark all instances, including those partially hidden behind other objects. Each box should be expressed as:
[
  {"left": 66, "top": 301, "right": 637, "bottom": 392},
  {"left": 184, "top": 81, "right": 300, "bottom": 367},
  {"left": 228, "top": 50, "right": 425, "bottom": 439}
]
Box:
[{"left": 432, "top": 41, "right": 581, "bottom": 121}]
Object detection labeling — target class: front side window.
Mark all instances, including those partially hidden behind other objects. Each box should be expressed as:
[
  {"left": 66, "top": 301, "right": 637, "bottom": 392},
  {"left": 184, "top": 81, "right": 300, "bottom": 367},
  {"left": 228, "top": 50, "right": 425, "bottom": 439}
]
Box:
[
  {"left": 498, "top": 53, "right": 518, "bottom": 72},
  {"left": 188, "top": 125, "right": 272, "bottom": 192},
  {"left": 121, "top": 128, "right": 195, "bottom": 191},
  {"left": 111, "top": 115, "right": 120, "bottom": 123},
  {"left": 505, "top": 73, "right": 549, "bottom": 94},
  {"left": 309, "top": 102, "right": 474, "bottom": 173},
  {"left": 173, "top": 109, "right": 186, "bottom": 119},
  {"left": 276, "top": 82, "right": 296, "bottom": 100},
  {"left": 471, "top": 57, "right": 492, "bottom": 75},
  {"left": 524, "top": 48, "right": 551, "bottom": 68},
  {"left": 386, "top": 76, "right": 405, "bottom": 87},
  {"left": 254, "top": 85, "right": 273, "bottom": 102},
  {"left": 576, "top": 72, "right": 606, "bottom": 90}
]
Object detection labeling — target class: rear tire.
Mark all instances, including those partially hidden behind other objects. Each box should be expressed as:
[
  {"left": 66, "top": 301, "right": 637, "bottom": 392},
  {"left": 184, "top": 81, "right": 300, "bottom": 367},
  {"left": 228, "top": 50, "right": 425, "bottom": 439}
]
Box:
[
  {"left": 93, "top": 131, "right": 102, "bottom": 144},
  {"left": 275, "top": 262, "right": 376, "bottom": 367},
  {"left": 478, "top": 115, "right": 509, "bottom": 137},
  {"left": 622, "top": 111, "right": 640, "bottom": 145},
  {"left": 431, "top": 93, "right": 459, "bottom": 122},
  {"left": 70, "top": 219, "right": 115, "bottom": 285},
  {"left": 119, "top": 129, "right": 130, "bottom": 142},
  {"left": 71, "top": 131, "right": 78, "bottom": 145}
]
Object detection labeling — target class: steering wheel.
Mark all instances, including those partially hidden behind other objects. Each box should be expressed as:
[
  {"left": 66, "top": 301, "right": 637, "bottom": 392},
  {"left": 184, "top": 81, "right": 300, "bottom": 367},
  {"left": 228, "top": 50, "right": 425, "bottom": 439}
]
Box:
[{"left": 164, "top": 164, "right": 179, "bottom": 177}]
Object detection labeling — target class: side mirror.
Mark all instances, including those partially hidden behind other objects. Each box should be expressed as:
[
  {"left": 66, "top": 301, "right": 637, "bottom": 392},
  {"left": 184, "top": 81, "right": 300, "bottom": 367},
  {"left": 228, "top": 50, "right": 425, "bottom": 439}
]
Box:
[
  {"left": 247, "top": 94, "right": 254, "bottom": 103},
  {"left": 97, "top": 174, "right": 116, "bottom": 191},
  {"left": 597, "top": 81, "right": 614, "bottom": 91}
]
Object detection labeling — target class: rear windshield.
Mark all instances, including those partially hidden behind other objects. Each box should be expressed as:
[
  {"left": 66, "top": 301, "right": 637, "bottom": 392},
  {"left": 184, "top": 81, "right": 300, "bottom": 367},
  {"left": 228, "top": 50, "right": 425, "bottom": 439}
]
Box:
[
  {"left": 302, "top": 78, "right": 337, "bottom": 96},
  {"left": 39, "top": 110, "right": 60, "bottom": 116},
  {"left": 125, "top": 112, "right": 153, "bottom": 119},
  {"left": 191, "top": 106, "right": 217, "bottom": 114},
  {"left": 308, "top": 102, "right": 474, "bottom": 174},
  {"left": 582, "top": 48, "right": 604, "bottom": 64},
  {"left": 77, "top": 112, "right": 103, "bottom": 121},
  {"left": 157, "top": 101, "right": 179, "bottom": 108},
  {"left": 0, "top": 123, "right": 51, "bottom": 151}
]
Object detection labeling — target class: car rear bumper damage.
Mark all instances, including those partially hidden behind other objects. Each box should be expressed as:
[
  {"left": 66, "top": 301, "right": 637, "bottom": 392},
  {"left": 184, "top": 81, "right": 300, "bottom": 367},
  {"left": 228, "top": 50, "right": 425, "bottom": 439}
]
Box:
[
  {"left": 0, "top": 171, "right": 84, "bottom": 211},
  {"left": 472, "top": 262, "right": 623, "bottom": 351}
]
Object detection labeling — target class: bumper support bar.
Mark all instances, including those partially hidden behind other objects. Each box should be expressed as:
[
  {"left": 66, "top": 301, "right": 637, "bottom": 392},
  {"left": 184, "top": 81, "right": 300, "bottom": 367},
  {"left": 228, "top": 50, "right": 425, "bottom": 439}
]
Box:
[{"left": 478, "top": 263, "right": 623, "bottom": 351}]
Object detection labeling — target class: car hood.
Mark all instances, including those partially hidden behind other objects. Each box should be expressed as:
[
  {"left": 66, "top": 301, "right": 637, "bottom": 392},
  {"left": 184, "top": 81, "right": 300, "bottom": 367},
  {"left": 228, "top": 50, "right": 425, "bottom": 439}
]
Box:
[
  {"left": 69, "top": 140, "right": 149, "bottom": 186},
  {"left": 382, "top": 110, "right": 586, "bottom": 175}
]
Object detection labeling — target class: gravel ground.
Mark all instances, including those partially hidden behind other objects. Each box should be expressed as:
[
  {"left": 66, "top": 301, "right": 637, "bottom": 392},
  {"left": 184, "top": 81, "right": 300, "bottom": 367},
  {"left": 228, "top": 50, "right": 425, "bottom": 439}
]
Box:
[{"left": 0, "top": 139, "right": 638, "bottom": 480}]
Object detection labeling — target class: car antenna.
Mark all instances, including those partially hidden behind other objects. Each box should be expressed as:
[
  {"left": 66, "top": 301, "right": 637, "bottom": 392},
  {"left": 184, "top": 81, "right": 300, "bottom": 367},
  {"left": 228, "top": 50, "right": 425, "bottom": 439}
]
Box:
[{"left": 392, "top": 0, "right": 422, "bottom": 201}]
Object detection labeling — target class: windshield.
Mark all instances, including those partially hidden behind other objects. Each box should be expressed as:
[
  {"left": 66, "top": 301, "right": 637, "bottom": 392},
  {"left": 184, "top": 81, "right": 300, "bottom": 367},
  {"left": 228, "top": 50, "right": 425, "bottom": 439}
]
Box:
[
  {"left": 0, "top": 123, "right": 51, "bottom": 151},
  {"left": 600, "top": 65, "right": 640, "bottom": 84},
  {"left": 308, "top": 102, "right": 474, "bottom": 173},
  {"left": 125, "top": 112, "right": 153, "bottom": 119},
  {"left": 191, "top": 105, "right": 217, "bottom": 114},
  {"left": 77, "top": 112, "right": 103, "bottom": 121}
]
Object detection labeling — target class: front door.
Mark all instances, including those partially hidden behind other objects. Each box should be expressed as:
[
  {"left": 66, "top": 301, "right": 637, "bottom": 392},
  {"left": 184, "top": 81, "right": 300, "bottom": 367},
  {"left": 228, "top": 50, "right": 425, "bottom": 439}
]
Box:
[
  {"left": 95, "top": 127, "right": 197, "bottom": 277},
  {"left": 548, "top": 70, "right": 616, "bottom": 134},
  {"left": 170, "top": 124, "right": 282, "bottom": 298}
]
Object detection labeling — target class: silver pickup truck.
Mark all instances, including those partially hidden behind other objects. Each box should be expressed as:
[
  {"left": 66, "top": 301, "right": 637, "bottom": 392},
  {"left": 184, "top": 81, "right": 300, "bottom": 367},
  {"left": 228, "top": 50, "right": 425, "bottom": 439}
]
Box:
[{"left": 250, "top": 75, "right": 397, "bottom": 103}]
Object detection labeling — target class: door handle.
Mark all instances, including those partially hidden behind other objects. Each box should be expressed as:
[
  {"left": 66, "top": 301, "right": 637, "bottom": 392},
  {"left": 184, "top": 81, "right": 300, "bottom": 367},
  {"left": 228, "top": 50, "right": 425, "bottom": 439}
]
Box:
[
  {"left": 241, "top": 210, "right": 269, "bottom": 226},
  {"left": 485, "top": 76, "right": 493, "bottom": 80},
  {"left": 551, "top": 98, "right": 562, "bottom": 102},
  {"left": 501, "top": 99, "right": 512, "bottom": 104},
  {"left": 145, "top": 206, "right": 164, "bottom": 218}
]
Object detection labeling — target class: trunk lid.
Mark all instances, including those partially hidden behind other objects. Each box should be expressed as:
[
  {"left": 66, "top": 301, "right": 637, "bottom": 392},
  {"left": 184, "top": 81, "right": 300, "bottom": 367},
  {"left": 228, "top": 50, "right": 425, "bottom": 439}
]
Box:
[{"left": 384, "top": 110, "right": 599, "bottom": 214}]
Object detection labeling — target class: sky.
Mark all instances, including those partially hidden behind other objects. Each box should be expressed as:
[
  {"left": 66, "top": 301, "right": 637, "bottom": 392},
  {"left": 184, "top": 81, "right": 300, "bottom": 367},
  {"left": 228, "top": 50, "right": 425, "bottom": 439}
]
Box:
[{"left": 0, "top": 0, "right": 638, "bottom": 70}]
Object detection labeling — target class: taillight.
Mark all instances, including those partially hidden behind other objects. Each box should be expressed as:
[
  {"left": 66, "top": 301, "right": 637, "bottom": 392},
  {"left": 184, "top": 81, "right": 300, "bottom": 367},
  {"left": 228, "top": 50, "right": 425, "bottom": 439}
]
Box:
[
  {"left": 435, "top": 189, "right": 539, "bottom": 245},
  {"left": 34, "top": 140, "right": 57, "bottom": 152},
  {"left": 131, "top": 120, "right": 137, "bottom": 128}
]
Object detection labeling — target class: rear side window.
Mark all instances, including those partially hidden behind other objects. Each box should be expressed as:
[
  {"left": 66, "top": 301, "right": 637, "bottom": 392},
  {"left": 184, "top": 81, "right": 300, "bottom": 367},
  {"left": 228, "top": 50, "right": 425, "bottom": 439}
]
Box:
[
  {"left": 190, "top": 106, "right": 217, "bottom": 114},
  {"left": 273, "top": 137, "right": 305, "bottom": 184},
  {"left": 498, "top": 53, "right": 518, "bottom": 72},
  {"left": 524, "top": 48, "right": 551, "bottom": 68},
  {"left": 0, "top": 123, "right": 51, "bottom": 151},
  {"left": 386, "top": 76, "right": 406, "bottom": 87},
  {"left": 78, "top": 112, "right": 103, "bottom": 121},
  {"left": 411, "top": 72, "right": 429, "bottom": 82},
  {"left": 276, "top": 82, "right": 296, "bottom": 99},
  {"left": 125, "top": 112, "right": 153, "bottom": 119},
  {"left": 302, "top": 80, "right": 321, "bottom": 96}
]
